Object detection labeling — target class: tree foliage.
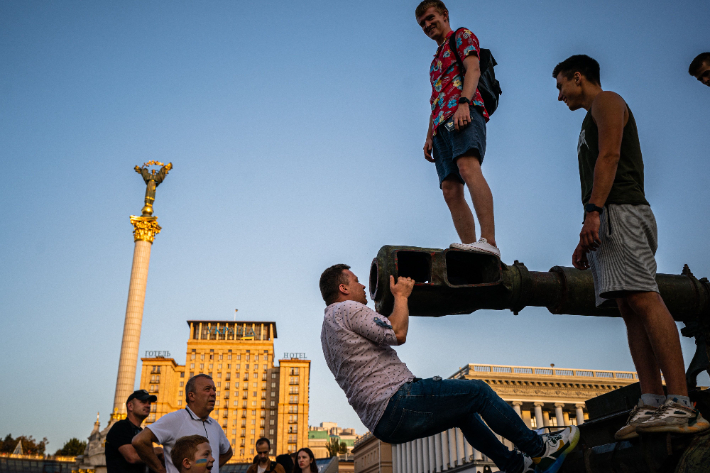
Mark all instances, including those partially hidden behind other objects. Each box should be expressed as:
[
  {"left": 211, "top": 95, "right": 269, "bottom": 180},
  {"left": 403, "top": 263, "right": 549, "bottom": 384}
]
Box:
[
  {"left": 0, "top": 434, "right": 48, "bottom": 455},
  {"left": 325, "top": 437, "right": 348, "bottom": 457},
  {"left": 55, "top": 438, "right": 87, "bottom": 456}
]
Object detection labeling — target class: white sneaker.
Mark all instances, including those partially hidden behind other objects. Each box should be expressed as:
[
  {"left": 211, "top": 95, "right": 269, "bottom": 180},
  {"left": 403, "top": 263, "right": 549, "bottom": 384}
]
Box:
[
  {"left": 614, "top": 401, "right": 658, "bottom": 440},
  {"left": 532, "top": 426, "right": 580, "bottom": 473},
  {"left": 450, "top": 238, "right": 500, "bottom": 258},
  {"left": 635, "top": 398, "right": 710, "bottom": 435}
]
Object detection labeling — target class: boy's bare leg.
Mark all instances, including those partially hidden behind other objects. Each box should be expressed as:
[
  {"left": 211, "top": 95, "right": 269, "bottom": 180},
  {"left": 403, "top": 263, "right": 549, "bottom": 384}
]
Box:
[
  {"left": 456, "top": 154, "right": 496, "bottom": 247},
  {"left": 442, "top": 178, "right": 476, "bottom": 244}
]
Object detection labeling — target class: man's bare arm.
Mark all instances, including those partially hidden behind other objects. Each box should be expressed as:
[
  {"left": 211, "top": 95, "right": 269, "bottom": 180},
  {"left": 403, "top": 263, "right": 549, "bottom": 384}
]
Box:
[
  {"left": 132, "top": 428, "right": 165, "bottom": 473},
  {"left": 387, "top": 276, "right": 415, "bottom": 344},
  {"left": 219, "top": 446, "right": 233, "bottom": 467},
  {"left": 589, "top": 91, "right": 627, "bottom": 208},
  {"left": 424, "top": 116, "right": 435, "bottom": 162},
  {"left": 578, "top": 91, "right": 627, "bottom": 253},
  {"left": 117, "top": 444, "right": 143, "bottom": 464},
  {"left": 452, "top": 55, "right": 481, "bottom": 130}
]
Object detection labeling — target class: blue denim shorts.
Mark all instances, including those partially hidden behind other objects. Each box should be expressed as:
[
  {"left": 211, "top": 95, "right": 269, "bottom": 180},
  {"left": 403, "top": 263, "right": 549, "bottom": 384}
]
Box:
[{"left": 432, "top": 107, "right": 487, "bottom": 188}]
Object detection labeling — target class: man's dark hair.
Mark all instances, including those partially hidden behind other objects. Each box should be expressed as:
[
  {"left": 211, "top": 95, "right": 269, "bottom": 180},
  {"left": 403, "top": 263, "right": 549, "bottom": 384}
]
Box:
[
  {"left": 689, "top": 52, "right": 710, "bottom": 76},
  {"left": 185, "top": 374, "right": 213, "bottom": 403},
  {"left": 255, "top": 437, "right": 270, "bottom": 448},
  {"left": 319, "top": 264, "right": 351, "bottom": 306},
  {"left": 415, "top": 0, "right": 447, "bottom": 19},
  {"left": 171, "top": 435, "right": 208, "bottom": 471},
  {"left": 552, "top": 55, "right": 601, "bottom": 86}
]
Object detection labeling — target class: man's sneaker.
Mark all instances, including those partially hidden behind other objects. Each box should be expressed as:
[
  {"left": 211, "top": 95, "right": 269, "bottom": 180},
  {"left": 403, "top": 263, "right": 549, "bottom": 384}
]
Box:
[
  {"left": 532, "top": 426, "right": 580, "bottom": 473},
  {"left": 522, "top": 453, "right": 534, "bottom": 473},
  {"left": 614, "top": 401, "right": 658, "bottom": 440},
  {"left": 450, "top": 238, "right": 500, "bottom": 258},
  {"left": 635, "top": 399, "right": 710, "bottom": 434}
]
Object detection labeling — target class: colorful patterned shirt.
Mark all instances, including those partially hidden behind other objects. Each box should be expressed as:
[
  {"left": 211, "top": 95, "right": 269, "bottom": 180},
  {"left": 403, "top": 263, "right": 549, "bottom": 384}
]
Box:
[
  {"left": 321, "top": 301, "right": 415, "bottom": 431},
  {"left": 430, "top": 28, "right": 489, "bottom": 134}
]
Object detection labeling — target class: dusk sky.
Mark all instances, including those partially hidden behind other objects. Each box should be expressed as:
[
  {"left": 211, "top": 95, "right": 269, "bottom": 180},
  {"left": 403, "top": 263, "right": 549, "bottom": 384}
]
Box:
[{"left": 1, "top": 0, "right": 708, "bottom": 451}]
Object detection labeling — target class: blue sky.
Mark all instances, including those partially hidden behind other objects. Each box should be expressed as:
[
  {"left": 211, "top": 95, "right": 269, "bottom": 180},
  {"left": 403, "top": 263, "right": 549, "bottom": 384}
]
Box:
[{"left": 1, "top": 0, "right": 708, "bottom": 451}]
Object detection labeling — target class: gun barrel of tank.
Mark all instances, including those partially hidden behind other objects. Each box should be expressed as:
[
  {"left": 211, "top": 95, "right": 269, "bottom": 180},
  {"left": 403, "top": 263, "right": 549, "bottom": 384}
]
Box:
[{"left": 370, "top": 245, "right": 710, "bottom": 320}]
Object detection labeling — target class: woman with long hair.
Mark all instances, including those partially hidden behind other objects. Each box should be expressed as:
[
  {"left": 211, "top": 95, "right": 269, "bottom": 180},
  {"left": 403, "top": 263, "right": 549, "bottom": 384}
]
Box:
[{"left": 293, "top": 448, "right": 318, "bottom": 473}]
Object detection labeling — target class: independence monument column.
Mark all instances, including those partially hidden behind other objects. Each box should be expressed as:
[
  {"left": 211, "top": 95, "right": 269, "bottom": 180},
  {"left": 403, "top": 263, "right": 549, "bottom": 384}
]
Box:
[{"left": 111, "top": 161, "right": 173, "bottom": 419}]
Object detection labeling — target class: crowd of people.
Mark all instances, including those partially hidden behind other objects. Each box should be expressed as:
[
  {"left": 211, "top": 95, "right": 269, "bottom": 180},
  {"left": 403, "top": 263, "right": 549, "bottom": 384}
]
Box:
[{"left": 105, "top": 2, "right": 709, "bottom": 473}]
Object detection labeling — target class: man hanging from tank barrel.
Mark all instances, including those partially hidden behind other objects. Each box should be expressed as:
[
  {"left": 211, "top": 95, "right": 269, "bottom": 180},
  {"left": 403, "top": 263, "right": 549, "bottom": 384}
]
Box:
[
  {"left": 552, "top": 54, "right": 709, "bottom": 440},
  {"left": 319, "top": 264, "right": 579, "bottom": 473}
]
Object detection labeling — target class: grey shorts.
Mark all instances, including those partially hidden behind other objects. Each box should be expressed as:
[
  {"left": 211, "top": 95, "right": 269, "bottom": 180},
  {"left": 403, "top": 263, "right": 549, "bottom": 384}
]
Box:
[
  {"left": 432, "top": 107, "right": 487, "bottom": 189},
  {"left": 588, "top": 204, "right": 659, "bottom": 307}
]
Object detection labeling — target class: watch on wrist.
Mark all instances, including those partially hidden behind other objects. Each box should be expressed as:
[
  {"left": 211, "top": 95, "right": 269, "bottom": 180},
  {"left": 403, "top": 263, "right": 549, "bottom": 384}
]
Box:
[
  {"left": 584, "top": 203, "right": 604, "bottom": 215},
  {"left": 458, "top": 97, "right": 471, "bottom": 105}
]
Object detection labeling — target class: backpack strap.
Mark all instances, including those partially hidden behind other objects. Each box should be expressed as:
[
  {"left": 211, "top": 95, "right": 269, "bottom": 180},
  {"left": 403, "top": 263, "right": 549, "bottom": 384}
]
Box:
[{"left": 447, "top": 27, "right": 466, "bottom": 73}]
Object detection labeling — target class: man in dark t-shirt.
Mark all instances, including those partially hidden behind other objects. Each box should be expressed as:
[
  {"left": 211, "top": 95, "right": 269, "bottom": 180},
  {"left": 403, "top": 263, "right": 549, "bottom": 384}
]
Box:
[
  {"left": 553, "top": 54, "right": 709, "bottom": 441},
  {"left": 105, "top": 389, "right": 160, "bottom": 473}
]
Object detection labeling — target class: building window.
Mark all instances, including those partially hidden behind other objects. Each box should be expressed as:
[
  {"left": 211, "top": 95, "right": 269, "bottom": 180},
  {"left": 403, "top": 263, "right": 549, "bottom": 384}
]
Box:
[
  {"left": 191, "top": 354, "right": 195, "bottom": 360},
  {"left": 270, "top": 429, "right": 274, "bottom": 435},
  {"left": 270, "top": 419, "right": 274, "bottom": 425},
  {"left": 200, "top": 364, "right": 204, "bottom": 370},
  {"left": 218, "top": 364, "right": 222, "bottom": 369},
  {"left": 237, "top": 355, "right": 241, "bottom": 361},
  {"left": 209, "top": 364, "right": 213, "bottom": 369},
  {"left": 179, "top": 382, "right": 184, "bottom": 387},
  {"left": 190, "top": 372, "right": 194, "bottom": 378},
  {"left": 255, "top": 355, "right": 259, "bottom": 361},
  {"left": 190, "top": 363, "right": 195, "bottom": 369},
  {"left": 270, "top": 401, "right": 275, "bottom": 407},
  {"left": 228, "top": 355, "right": 232, "bottom": 360},
  {"left": 271, "top": 382, "right": 276, "bottom": 388},
  {"left": 201, "top": 354, "right": 205, "bottom": 361},
  {"left": 272, "top": 373, "right": 277, "bottom": 379},
  {"left": 179, "top": 390, "right": 183, "bottom": 396},
  {"left": 178, "top": 400, "right": 182, "bottom": 406},
  {"left": 272, "top": 391, "right": 276, "bottom": 397},
  {"left": 180, "top": 372, "right": 184, "bottom": 378}
]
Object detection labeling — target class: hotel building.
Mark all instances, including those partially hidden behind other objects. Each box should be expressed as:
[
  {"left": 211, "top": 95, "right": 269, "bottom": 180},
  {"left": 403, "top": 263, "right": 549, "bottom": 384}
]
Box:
[{"left": 138, "top": 320, "right": 310, "bottom": 461}]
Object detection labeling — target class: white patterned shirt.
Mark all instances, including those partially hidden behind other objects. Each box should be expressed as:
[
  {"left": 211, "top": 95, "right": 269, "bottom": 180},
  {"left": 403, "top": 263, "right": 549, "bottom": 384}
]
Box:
[{"left": 321, "top": 301, "right": 415, "bottom": 431}]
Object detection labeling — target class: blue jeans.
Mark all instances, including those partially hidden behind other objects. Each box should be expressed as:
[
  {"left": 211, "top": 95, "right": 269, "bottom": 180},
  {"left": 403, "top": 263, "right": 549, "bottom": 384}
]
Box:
[{"left": 373, "top": 378, "right": 543, "bottom": 472}]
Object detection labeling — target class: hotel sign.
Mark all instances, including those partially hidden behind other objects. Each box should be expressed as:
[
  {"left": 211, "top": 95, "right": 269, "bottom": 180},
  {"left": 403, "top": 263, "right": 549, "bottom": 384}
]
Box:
[{"left": 145, "top": 350, "right": 171, "bottom": 357}]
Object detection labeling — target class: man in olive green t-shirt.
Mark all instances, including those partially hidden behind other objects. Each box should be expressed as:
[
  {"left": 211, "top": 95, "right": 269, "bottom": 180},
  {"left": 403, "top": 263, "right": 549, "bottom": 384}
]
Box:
[{"left": 552, "top": 54, "right": 708, "bottom": 441}]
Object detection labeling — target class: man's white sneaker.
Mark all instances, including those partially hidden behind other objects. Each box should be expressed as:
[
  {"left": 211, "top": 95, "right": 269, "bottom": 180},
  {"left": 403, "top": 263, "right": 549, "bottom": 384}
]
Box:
[
  {"left": 635, "top": 398, "right": 710, "bottom": 435},
  {"left": 450, "top": 238, "right": 500, "bottom": 258},
  {"left": 614, "top": 401, "right": 658, "bottom": 440},
  {"left": 532, "top": 425, "right": 580, "bottom": 473}
]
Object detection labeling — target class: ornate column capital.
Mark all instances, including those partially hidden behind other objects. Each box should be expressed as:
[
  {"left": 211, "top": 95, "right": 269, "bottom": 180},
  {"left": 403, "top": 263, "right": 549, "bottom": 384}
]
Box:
[
  {"left": 130, "top": 216, "right": 161, "bottom": 243},
  {"left": 575, "top": 403, "right": 586, "bottom": 409},
  {"left": 554, "top": 403, "right": 566, "bottom": 408},
  {"left": 534, "top": 402, "right": 545, "bottom": 407},
  {"left": 512, "top": 401, "right": 524, "bottom": 406}
]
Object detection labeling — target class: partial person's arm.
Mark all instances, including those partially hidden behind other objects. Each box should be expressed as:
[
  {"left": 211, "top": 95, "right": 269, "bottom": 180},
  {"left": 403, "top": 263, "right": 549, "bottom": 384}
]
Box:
[
  {"left": 424, "top": 116, "right": 435, "bottom": 162},
  {"left": 132, "top": 428, "right": 166, "bottom": 473},
  {"left": 219, "top": 446, "right": 233, "bottom": 467},
  {"left": 117, "top": 444, "right": 143, "bottom": 464},
  {"left": 452, "top": 54, "right": 481, "bottom": 131},
  {"left": 387, "top": 276, "right": 415, "bottom": 345},
  {"left": 573, "top": 92, "right": 627, "bottom": 269}
]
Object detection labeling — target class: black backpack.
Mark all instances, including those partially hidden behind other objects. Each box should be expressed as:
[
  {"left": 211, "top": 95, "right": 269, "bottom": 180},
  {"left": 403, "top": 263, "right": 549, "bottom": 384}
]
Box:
[{"left": 448, "top": 28, "right": 502, "bottom": 116}]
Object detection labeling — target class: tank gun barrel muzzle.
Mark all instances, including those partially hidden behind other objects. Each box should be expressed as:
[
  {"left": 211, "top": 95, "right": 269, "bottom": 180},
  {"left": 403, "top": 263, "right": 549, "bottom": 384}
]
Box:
[{"left": 370, "top": 245, "right": 710, "bottom": 322}]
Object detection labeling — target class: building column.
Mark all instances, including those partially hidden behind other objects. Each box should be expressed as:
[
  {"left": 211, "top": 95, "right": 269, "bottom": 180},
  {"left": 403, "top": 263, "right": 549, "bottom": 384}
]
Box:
[
  {"left": 512, "top": 401, "right": 523, "bottom": 417},
  {"left": 463, "top": 437, "right": 473, "bottom": 464},
  {"left": 428, "top": 435, "right": 436, "bottom": 473},
  {"left": 440, "top": 431, "right": 449, "bottom": 471},
  {"left": 474, "top": 448, "right": 482, "bottom": 461},
  {"left": 422, "top": 437, "right": 430, "bottom": 473},
  {"left": 112, "top": 216, "right": 162, "bottom": 419},
  {"left": 576, "top": 404, "right": 586, "bottom": 425},
  {"left": 456, "top": 428, "right": 465, "bottom": 466},
  {"left": 534, "top": 403, "right": 544, "bottom": 430},
  {"left": 417, "top": 438, "right": 424, "bottom": 473},
  {"left": 405, "top": 442, "right": 411, "bottom": 473},
  {"left": 555, "top": 404, "right": 566, "bottom": 427},
  {"left": 434, "top": 433, "right": 442, "bottom": 472}
]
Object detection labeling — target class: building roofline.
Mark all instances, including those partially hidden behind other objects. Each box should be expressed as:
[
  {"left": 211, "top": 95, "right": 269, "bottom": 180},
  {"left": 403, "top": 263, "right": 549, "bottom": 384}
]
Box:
[{"left": 186, "top": 320, "right": 278, "bottom": 338}]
